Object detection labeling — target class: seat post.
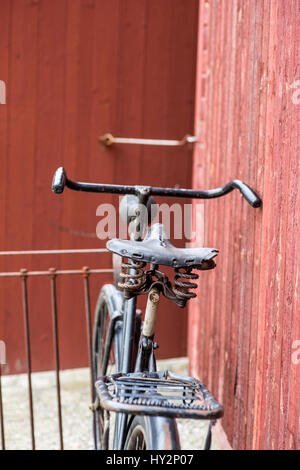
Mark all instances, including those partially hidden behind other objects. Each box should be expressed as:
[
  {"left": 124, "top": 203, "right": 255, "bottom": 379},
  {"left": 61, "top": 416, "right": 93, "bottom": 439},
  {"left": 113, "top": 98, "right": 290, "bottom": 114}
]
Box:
[{"left": 142, "top": 287, "right": 160, "bottom": 338}]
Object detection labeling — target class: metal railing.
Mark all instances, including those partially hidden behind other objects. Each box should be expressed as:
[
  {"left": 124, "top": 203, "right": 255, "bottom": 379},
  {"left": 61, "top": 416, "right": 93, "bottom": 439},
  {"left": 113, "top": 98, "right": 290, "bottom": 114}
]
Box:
[{"left": 0, "top": 249, "right": 113, "bottom": 450}]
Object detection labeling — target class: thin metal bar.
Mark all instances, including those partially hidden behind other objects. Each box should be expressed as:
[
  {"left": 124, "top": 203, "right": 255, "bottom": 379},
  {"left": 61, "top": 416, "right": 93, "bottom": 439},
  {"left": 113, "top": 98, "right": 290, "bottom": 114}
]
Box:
[
  {"left": 0, "top": 249, "right": 108, "bottom": 256},
  {"left": 0, "top": 269, "right": 114, "bottom": 278},
  {"left": 98, "top": 133, "right": 198, "bottom": 147},
  {"left": 82, "top": 267, "right": 97, "bottom": 448},
  {"left": 114, "top": 297, "right": 137, "bottom": 450},
  {"left": 0, "top": 364, "right": 5, "bottom": 450},
  {"left": 204, "top": 421, "right": 213, "bottom": 450},
  {"left": 20, "top": 269, "right": 35, "bottom": 450},
  {"left": 49, "top": 268, "right": 64, "bottom": 450}
]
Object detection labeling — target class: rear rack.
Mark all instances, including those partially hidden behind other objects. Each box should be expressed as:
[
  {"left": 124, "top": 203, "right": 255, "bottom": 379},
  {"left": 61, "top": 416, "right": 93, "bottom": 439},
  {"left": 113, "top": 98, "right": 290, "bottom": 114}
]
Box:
[{"left": 95, "top": 371, "right": 223, "bottom": 420}]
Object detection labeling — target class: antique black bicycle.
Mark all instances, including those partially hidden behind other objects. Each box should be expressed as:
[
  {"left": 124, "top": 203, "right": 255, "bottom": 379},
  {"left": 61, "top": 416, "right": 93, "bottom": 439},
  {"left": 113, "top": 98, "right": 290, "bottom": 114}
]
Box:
[{"left": 52, "top": 167, "right": 261, "bottom": 450}]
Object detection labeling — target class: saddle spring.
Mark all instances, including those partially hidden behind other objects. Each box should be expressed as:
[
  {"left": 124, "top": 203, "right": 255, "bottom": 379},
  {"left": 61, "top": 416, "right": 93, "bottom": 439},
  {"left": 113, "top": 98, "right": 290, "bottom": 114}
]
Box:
[
  {"left": 118, "top": 259, "right": 146, "bottom": 291},
  {"left": 172, "top": 266, "right": 199, "bottom": 301}
]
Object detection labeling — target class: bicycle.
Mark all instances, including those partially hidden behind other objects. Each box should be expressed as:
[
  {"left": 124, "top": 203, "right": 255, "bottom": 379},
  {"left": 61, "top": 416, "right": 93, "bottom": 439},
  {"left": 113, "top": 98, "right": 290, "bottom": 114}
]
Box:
[{"left": 52, "top": 167, "right": 261, "bottom": 450}]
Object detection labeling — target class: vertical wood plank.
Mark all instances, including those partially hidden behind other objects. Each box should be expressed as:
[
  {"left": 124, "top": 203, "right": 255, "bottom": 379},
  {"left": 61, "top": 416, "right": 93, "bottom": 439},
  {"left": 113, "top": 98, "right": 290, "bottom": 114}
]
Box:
[
  {"left": 0, "top": 0, "right": 199, "bottom": 373},
  {"left": 190, "top": 0, "right": 300, "bottom": 450}
]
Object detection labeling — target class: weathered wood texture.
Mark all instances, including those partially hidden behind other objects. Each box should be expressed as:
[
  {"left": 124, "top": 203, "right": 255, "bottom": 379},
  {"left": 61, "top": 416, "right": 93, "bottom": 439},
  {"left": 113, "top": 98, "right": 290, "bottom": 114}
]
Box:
[
  {"left": 189, "top": 0, "right": 300, "bottom": 450},
  {"left": 0, "top": 0, "right": 199, "bottom": 374}
]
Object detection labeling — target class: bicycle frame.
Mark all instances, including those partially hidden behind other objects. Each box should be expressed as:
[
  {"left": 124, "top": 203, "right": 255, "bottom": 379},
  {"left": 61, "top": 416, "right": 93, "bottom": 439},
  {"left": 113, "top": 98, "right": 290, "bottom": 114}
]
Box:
[
  {"left": 108, "top": 292, "right": 180, "bottom": 449},
  {"left": 102, "top": 220, "right": 169, "bottom": 449},
  {"left": 52, "top": 167, "right": 262, "bottom": 449}
]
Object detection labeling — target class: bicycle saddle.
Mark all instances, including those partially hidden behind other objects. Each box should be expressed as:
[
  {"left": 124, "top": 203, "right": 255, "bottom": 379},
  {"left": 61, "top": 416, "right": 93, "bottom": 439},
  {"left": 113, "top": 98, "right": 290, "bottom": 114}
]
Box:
[{"left": 107, "top": 223, "right": 218, "bottom": 269}]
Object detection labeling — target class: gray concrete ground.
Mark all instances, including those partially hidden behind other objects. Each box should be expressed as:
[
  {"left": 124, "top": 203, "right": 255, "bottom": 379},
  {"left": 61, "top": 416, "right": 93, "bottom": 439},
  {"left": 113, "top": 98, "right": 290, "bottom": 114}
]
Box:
[{"left": 0, "top": 357, "right": 219, "bottom": 450}]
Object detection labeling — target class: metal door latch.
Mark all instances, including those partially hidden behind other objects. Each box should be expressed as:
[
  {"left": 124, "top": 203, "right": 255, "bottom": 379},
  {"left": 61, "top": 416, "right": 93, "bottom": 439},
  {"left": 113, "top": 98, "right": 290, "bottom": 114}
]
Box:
[{"left": 98, "top": 133, "right": 197, "bottom": 147}]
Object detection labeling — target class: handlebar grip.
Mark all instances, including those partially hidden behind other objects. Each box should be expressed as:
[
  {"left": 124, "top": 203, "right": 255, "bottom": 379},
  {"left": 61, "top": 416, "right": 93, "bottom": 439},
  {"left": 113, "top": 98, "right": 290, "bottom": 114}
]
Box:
[
  {"left": 232, "top": 180, "right": 261, "bottom": 208},
  {"left": 52, "top": 167, "right": 67, "bottom": 194}
]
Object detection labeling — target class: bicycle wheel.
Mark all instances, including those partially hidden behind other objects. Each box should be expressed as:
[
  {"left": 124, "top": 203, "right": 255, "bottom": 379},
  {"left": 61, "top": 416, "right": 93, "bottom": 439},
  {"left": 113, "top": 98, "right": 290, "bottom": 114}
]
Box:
[
  {"left": 92, "top": 284, "right": 123, "bottom": 449},
  {"left": 124, "top": 415, "right": 181, "bottom": 450}
]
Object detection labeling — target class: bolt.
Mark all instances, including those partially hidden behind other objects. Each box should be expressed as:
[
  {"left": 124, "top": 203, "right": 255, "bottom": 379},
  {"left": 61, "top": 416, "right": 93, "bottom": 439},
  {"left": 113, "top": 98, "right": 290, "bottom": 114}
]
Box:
[
  {"left": 149, "top": 289, "right": 160, "bottom": 303},
  {"left": 82, "top": 266, "right": 90, "bottom": 278}
]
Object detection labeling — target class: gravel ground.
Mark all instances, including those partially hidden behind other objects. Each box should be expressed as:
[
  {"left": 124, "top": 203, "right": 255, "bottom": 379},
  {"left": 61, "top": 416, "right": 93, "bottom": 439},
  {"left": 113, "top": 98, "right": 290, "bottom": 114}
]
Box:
[{"left": 0, "top": 358, "right": 219, "bottom": 450}]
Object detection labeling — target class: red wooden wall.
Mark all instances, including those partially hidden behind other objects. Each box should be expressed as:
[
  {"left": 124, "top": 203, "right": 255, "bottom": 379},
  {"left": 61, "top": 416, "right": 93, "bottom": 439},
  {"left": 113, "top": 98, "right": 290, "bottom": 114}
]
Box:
[
  {"left": 0, "top": 0, "right": 199, "bottom": 374},
  {"left": 189, "top": 0, "right": 300, "bottom": 450}
]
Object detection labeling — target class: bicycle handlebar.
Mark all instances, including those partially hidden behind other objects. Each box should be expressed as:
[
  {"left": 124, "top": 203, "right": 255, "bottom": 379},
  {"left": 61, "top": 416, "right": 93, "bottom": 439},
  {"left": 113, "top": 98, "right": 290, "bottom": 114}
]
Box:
[{"left": 52, "top": 167, "right": 262, "bottom": 208}]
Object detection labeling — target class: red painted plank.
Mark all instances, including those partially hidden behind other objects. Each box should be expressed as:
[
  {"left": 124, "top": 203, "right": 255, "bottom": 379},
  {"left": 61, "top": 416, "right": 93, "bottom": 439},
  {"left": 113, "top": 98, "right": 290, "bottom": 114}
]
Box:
[
  {"left": 190, "top": 0, "right": 300, "bottom": 450},
  {"left": 0, "top": 0, "right": 199, "bottom": 374},
  {"left": 0, "top": 0, "right": 10, "bottom": 363}
]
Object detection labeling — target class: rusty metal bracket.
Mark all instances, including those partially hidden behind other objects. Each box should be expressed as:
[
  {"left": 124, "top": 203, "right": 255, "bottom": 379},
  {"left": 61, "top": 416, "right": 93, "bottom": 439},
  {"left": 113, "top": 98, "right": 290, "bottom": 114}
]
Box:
[
  {"left": 89, "top": 396, "right": 100, "bottom": 412},
  {"left": 119, "top": 266, "right": 195, "bottom": 309},
  {"left": 98, "top": 133, "right": 197, "bottom": 148}
]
